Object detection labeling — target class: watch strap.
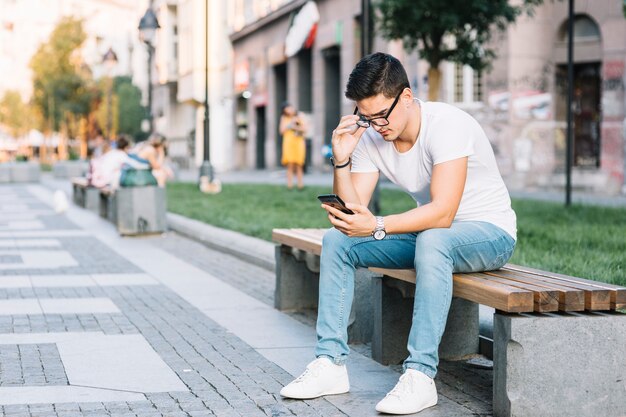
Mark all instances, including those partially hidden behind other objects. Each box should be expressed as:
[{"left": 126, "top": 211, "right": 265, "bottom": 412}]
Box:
[{"left": 331, "top": 156, "right": 351, "bottom": 169}]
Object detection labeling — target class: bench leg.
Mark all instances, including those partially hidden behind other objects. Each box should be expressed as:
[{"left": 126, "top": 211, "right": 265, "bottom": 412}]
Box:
[
  {"left": 85, "top": 188, "right": 100, "bottom": 213},
  {"left": 107, "top": 193, "right": 117, "bottom": 224},
  {"left": 493, "top": 311, "right": 626, "bottom": 417},
  {"left": 99, "top": 193, "right": 108, "bottom": 218},
  {"left": 372, "top": 276, "right": 413, "bottom": 365},
  {"left": 115, "top": 187, "right": 166, "bottom": 235},
  {"left": 372, "top": 276, "right": 479, "bottom": 365},
  {"left": 73, "top": 185, "right": 85, "bottom": 207},
  {"left": 274, "top": 245, "right": 319, "bottom": 311},
  {"left": 439, "top": 298, "right": 479, "bottom": 360},
  {"left": 274, "top": 245, "right": 375, "bottom": 344}
]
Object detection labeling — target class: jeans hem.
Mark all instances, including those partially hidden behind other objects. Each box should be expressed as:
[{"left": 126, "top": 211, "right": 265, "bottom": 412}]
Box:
[
  {"left": 317, "top": 354, "right": 347, "bottom": 366},
  {"left": 404, "top": 363, "right": 436, "bottom": 379}
]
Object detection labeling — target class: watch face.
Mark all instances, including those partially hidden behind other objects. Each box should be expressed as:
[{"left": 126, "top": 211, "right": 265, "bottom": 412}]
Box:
[{"left": 373, "top": 230, "right": 386, "bottom": 240}]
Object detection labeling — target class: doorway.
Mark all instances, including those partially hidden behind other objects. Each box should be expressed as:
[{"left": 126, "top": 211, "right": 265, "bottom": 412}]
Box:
[
  {"left": 255, "top": 106, "right": 266, "bottom": 169},
  {"left": 323, "top": 46, "right": 341, "bottom": 149},
  {"left": 555, "top": 63, "right": 601, "bottom": 167},
  {"left": 274, "top": 63, "right": 288, "bottom": 166}
]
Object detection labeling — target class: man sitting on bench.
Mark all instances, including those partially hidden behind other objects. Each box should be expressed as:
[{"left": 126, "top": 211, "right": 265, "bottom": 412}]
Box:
[{"left": 279, "top": 52, "right": 517, "bottom": 415}]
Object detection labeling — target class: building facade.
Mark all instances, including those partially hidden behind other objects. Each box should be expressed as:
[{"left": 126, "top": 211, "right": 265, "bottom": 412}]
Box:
[
  {"left": 151, "top": 0, "right": 234, "bottom": 171},
  {"left": 478, "top": 0, "right": 626, "bottom": 194},
  {"left": 228, "top": 0, "right": 626, "bottom": 195}
]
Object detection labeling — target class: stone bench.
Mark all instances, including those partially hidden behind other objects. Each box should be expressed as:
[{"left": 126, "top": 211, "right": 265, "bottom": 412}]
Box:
[
  {"left": 71, "top": 177, "right": 99, "bottom": 212},
  {"left": 272, "top": 227, "right": 626, "bottom": 417},
  {"left": 0, "top": 162, "right": 40, "bottom": 183},
  {"left": 72, "top": 177, "right": 167, "bottom": 236},
  {"left": 53, "top": 160, "right": 89, "bottom": 179}
]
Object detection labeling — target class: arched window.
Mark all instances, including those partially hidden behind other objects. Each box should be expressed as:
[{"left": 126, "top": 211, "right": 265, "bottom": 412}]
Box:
[{"left": 557, "top": 14, "right": 601, "bottom": 42}]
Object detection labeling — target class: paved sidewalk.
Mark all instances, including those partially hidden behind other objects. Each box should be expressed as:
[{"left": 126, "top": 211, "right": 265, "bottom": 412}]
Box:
[{"left": 0, "top": 183, "right": 492, "bottom": 416}]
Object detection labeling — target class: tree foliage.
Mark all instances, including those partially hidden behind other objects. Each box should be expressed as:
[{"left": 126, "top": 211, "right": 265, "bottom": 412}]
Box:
[
  {"left": 94, "top": 76, "right": 146, "bottom": 141},
  {"left": 0, "top": 91, "right": 32, "bottom": 137},
  {"left": 115, "top": 76, "right": 145, "bottom": 140},
  {"left": 29, "top": 16, "right": 95, "bottom": 134},
  {"left": 375, "top": 0, "right": 545, "bottom": 99}
]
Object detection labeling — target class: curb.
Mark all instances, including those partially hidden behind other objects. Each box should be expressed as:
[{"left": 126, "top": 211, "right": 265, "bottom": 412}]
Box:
[{"left": 166, "top": 212, "right": 276, "bottom": 272}]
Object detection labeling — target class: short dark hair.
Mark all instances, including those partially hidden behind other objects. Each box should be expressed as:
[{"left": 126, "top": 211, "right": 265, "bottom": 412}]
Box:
[
  {"left": 116, "top": 135, "right": 130, "bottom": 150},
  {"left": 345, "top": 52, "right": 410, "bottom": 101}
]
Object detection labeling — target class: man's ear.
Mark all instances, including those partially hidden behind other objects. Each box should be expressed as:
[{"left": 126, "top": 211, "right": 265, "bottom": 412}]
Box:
[{"left": 402, "top": 87, "right": 413, "bottom": 107}]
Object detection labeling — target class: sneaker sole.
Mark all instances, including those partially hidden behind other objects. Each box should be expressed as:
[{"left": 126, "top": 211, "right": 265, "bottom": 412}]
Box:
[
  {"left": 375, "top": 395, "right": 438, "bottom": 415},
  {"left": 280, "top": 384, "right": 350, "bottom": 400}
]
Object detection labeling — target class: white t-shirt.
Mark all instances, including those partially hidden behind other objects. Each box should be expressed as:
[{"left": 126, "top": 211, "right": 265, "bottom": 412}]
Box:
[
  {"left": 351, "top": 100, "right": 517, "bottom": 240},
  {"left": 91, "top": 149, "right": 130, "bottom": 188}
]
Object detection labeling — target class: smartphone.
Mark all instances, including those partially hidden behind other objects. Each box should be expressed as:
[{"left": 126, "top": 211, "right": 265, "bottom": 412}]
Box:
[{"left": 317, "top": 194, "right": 354, "bottom": 215}]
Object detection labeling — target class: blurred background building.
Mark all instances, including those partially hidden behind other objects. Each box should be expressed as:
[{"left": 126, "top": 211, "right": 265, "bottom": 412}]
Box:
[
  {"left": 0, "top": 0, "right": 625, "bottom": 194},
  {"left": 224, "top": 0, "right": 626, "bottom": 194},
  {"left": 0, "top": 0, "right": 148, "bottom": 102}
]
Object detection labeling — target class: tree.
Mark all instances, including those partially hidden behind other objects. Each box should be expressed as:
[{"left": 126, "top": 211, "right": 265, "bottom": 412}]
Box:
[
  {"left": 376, "top": 0, "right": 544, "bottom": 100},
  {"left": 114, "top": 76, "right": 145, "bottom": 141},
  {"left": 94, "top": 76, "right": 146, "bottom": 142},
  {"left": 0, "top": 91, "right": 32, "bottom": 137},
  {"left": 29, "top": 16, "right": 95, "bottom": 135}
]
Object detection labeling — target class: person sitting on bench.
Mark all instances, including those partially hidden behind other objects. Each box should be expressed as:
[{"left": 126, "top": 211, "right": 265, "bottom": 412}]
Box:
[{"left": 280, "top": 52, "right": 517, "bottom": 415}]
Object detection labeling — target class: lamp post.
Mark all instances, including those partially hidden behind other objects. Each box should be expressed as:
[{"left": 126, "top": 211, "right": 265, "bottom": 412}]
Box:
[
  {"left": 199, "top": 0, "right": 214, "bottom": 186},
  {"left": 138, "top": 5, "right": 160, "bottom": 136},
  {"left": 102, "top": 47, "right": 118, "bottom": 141}
]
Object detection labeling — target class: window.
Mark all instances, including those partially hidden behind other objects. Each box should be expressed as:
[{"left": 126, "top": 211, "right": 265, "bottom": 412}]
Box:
[
  {"left": 454, "top": 63, "right": 463, "bottom": 103},
  {"left": 558, "top": 15, "right": 601, "bottom": 42},
  {"left": 473, "top": 70, "right": 482, "bottom": 102},
  {"left": 449, "top": 63, "right": 483, "bottom": 104}
]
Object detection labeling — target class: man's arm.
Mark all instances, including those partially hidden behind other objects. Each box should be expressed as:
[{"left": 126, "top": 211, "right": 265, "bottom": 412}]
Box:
[
  {"left": 334, "top": 170, "right": 379, "bottom": 207},
  {"left": 325, "top": 156, "right": 467, "bottom": 236},
  {"left": 330, "top": 114, "right": 376, "bottom": 205},
  {"left": 380, "top": 156, "right": 467, "bottom": 233}
]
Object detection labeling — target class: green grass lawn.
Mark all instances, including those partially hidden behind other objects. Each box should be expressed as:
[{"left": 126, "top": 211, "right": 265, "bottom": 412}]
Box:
[{"left": 167, "top": 182, "right": 626, "bottom": 285}]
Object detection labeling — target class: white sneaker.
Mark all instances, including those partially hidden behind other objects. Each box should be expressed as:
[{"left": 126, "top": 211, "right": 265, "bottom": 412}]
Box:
[
  {"left": 375, "top": 369, "right": 438, "bottom": 415},
  {"left": 280, "top": 357, "right": 350, "bottom": 399}
]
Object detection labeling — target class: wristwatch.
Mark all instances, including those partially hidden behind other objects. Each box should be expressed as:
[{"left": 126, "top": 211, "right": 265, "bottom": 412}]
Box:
[{"left": 372, "top": 216, "right": 387, "bottom": 240}]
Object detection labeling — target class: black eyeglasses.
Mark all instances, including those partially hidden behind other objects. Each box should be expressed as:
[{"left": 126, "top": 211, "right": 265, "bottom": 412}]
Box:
[{"left": 353, "top": 88, "right": 406, "bottom": 128}]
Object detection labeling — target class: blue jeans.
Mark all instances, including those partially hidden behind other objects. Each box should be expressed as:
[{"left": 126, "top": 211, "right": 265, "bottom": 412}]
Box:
[{"left": 314, "top": 221, "right": 515, "bottom": 378}]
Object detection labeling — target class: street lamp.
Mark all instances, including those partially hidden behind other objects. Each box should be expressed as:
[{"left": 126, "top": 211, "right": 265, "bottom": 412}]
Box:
[
  {"left": 199, "top": 0, "right": 215, "bottom": 190},
  {"left": 102, "top": 47, "right": 118, "bottom": 141},
  {"left": 138, "top": 6, "right": 160, "bottom": 136}
]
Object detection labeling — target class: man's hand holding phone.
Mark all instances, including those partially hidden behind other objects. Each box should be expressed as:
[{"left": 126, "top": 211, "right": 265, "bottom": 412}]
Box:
[
  {"left": 318, "top": 194, "right": 376, "bottom": 237},
  {"left": 331, "top": 115, "right": 366, "bottom": 165}
]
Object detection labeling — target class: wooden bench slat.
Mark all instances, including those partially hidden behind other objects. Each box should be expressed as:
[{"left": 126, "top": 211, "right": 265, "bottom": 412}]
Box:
[
  {"left": 476, "top": 274, "right": 559, "bottom": 312},
  {"left": 71, "top": 177, "right": 89, "bottom": 187},
  {"left": 457, "top": 273, "right": 535, "bottom": 313},
  {"left": 273, "top": 229, "right": 324, "bottom": 256},
  {"left": 369, "top": 268, "right": 535, "bottom": 313},
  {"left": 484, "top": 270, "right": 585, "bottom": 311},
  {"left": 504, "top": 264, "right": 626, "bottom": 310},
  {"left": 501, "top": 266, "right": 613, "bottom": 310}
]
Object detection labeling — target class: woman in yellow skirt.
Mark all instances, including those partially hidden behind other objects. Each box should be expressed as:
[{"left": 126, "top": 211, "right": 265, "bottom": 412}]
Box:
[{"left": 279, "top": 102, "right": 306, "bottom": 189}]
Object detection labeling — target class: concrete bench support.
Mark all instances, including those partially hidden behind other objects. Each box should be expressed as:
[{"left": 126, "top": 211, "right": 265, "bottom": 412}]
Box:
[
  {"left": 99, "top": 192, "right": 117, "bottom": 224},
  {"left": 0, "top": 165, "right": 10, "bottom": 183},
  {"left": 4, "top": 163, "right": 40, "bottom": 183},
  {"left": 84, "top": 188, "right": 100, "bottom": 213},
  {"left": 493, "top": 311, "right": 626, "bottom": 417},
  {"left": 275, "top": 245, "right": 319, "bottom": 311},
  {"left": 274, "top": 244, "right": 375, "bottom": 344},
  {"left": 372, "top": 276, "right": 479, "bottom": 365},
  {"left": 53, "top": 161, "right": 88, "bottom": 178},
  {"left": 115, "top": 186, "right": 166, "bottom": 235}
]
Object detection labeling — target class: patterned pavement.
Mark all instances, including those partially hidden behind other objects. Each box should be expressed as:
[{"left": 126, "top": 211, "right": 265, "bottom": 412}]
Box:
[{"left": 0, "top": 184, "right": 349, "bottom": 417}]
